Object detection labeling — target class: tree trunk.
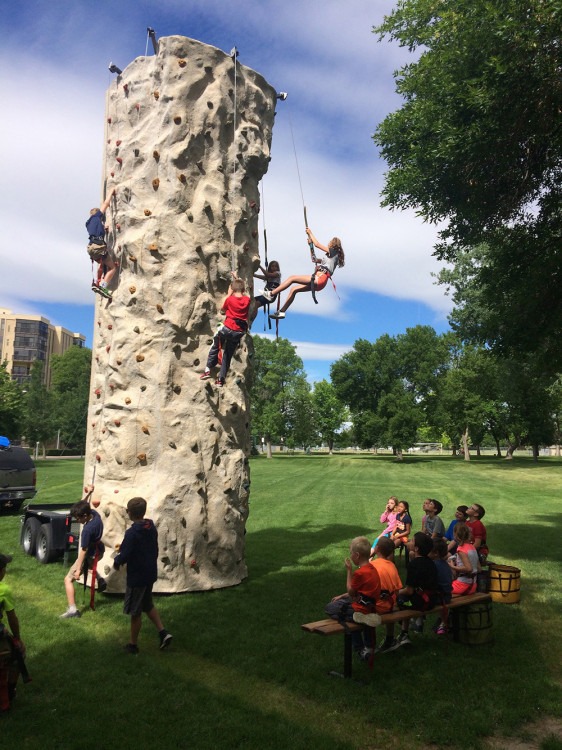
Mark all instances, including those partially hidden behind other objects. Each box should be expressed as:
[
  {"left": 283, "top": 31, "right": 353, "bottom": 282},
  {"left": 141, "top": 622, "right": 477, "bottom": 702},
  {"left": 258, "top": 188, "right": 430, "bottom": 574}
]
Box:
[
  {"left": 266, "top": 437, "right": 273, "bottom": 459},
  {"left": 532, "top": 444, "right": 539, "bottom": 462},
  {"left": 494, "top": 435, "right": 502, "bottom": 457},
  {"left": 462, "top": 427, "right": 470, "bottom": 461},
  {"left": 394, "top": 448, "right": 403, "bottom": 461}
]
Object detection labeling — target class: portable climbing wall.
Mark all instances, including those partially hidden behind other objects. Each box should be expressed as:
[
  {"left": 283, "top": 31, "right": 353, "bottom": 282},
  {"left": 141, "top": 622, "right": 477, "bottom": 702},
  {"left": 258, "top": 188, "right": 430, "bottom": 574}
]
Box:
[{"left": 85, "top": 36, "right": 277, "bottom": 593}]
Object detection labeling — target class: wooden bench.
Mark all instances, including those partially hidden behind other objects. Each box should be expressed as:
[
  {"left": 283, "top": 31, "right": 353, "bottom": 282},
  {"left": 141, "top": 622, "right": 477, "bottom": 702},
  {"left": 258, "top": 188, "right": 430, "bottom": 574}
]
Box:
[{"left": 302, "top": 592, "right": 492, "bottom": 678}]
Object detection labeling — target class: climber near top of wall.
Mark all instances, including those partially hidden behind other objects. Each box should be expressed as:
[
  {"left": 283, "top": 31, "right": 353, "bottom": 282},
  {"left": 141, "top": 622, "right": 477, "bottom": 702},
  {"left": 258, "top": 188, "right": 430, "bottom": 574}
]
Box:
[{"left": 86, "top": 187, "right": 118, "bottom": 299}]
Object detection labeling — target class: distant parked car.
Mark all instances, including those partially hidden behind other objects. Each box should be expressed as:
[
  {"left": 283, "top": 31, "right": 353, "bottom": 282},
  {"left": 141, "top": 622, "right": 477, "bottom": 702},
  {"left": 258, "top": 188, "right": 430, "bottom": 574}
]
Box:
[{"left": 0, "top": 437, "right": 37, "bottom": 513}]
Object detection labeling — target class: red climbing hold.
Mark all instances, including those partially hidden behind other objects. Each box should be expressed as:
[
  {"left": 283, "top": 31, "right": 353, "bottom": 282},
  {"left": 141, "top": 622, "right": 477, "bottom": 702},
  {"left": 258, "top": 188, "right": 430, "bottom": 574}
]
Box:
[
  {"left": 116, "top": 139, "right": 122, "bottom": 146},
  {"left": 116, "top": 157, "right": 123, "bottom": 165}
]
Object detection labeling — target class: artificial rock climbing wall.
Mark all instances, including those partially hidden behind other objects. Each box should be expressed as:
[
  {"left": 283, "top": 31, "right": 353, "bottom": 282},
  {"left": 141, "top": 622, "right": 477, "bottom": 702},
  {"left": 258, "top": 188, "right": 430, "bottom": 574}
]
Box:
[{"left": 84, "top": 36, "right": 277, "bottom": 593}]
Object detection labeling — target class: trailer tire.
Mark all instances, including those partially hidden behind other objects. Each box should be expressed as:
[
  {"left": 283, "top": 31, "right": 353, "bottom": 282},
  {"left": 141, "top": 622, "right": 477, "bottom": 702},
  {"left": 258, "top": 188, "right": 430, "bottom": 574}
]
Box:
[
  {"left": 22, "top": 518, "right": 41, "bottom": 555},
  {"left": 36, "top": 523, "right": 57, "bottom": 564}
]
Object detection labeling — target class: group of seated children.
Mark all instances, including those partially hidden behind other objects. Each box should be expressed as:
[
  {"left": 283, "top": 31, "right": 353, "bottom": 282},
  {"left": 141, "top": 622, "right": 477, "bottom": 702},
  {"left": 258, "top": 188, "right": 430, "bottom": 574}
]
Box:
[{"left": 326, "top": 497, "right": 489, "bottom": 661}]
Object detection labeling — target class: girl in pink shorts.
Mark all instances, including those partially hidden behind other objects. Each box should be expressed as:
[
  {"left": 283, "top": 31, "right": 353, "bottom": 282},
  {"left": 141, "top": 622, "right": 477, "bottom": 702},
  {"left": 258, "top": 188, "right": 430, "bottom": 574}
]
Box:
[{"left": 449, "top": 523, "right": 481, "bottom": 595}]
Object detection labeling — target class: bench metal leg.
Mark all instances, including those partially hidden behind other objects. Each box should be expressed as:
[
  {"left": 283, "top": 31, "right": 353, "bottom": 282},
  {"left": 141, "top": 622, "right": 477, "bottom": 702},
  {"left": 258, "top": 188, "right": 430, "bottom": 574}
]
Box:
[{"left": 328, "top": 632, "right": 354, "bottom": 679}]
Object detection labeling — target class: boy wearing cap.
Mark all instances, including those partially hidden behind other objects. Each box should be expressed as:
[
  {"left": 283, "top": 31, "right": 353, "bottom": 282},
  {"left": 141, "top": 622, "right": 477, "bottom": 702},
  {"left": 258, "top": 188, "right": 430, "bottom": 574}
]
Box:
[{"left": 0, "top": 553, "right": 24, "bottom": 712}]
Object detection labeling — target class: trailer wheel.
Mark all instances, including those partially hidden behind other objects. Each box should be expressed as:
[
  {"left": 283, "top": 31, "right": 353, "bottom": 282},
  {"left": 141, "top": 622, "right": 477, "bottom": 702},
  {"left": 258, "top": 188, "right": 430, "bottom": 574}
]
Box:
[
  {"left": 22, "top": 518, "right": 41, "bottom": 555},
  {"left": 36, "top": 523, "right": 57, "bottom": 564}
]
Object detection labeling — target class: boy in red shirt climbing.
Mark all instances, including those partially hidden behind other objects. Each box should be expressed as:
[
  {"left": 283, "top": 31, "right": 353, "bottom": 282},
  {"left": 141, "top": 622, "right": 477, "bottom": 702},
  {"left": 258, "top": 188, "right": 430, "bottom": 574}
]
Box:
[{"left": 200, "top": 275, "right": 250, "bottom": 387}]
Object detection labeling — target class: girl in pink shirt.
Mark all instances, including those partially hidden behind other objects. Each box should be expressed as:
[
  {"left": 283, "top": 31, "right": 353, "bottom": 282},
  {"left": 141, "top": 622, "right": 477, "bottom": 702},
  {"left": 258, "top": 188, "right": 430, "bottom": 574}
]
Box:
[{"left": 370, "top": 496, "right": 399, "bottom": 558}]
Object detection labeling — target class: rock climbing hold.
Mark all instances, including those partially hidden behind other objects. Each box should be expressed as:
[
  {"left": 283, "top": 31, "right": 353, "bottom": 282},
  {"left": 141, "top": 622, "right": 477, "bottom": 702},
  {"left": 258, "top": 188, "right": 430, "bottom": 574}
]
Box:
[
  {"left": 252, "top": 230, "right": 258, "bottom": 238},
  {"left": 128, "top": 256, "right": 137, "bottom": 263},
  {"left": 133, "top": 326, "right": 140, "bottom": 333},
  {"left": 116, "top": 157, "right": 123, "bottom": 165},
  {"left": 116, "top": 139, "right": 122, "bottom": 146},
  {"left": 129, "top": 285, "right": 137, "bottom": 294},
  {"left": 96, "top": 454, "right": 101, "bottom": 462},
  {"left": 95, "top": 388, "right": 101, "bottom": 397},
  {"left": 116, "top": 359, "right": 122, "bottom": 365},
  {"left": 190, "top": 559, "right": 197, "bottom": 568},
  {"left": 97, "top": 321, "right": 101, "bottom": 327},
  {"left": 178, "top": 173, "right": 186, "bottom": 183},
  {"left": 108, "top": 324, "right": 113, "bottom": 329},
  {"left": 174, "top": 116, "right": 182, "bottom": 125},
  {"left": 134, "top": 148, "right": 140, "bottom": 157},
  {"left": 156, "top": 304, "right": 164, "bottom": 314},
  {"left": 169, "top": 441, "right": 176, "bottom": 449},
  {"left": 137, "top": 453, "right": 147, "bottom": 462},
  {"left": 116, "top": 223, "right": 121, "bottom": 231},
  {"left": 106, "top": 345, "right": 111, "bottom": 353},
  {"left": 114, "top": 419, "right": 121, "bottom": 427},
  {"left": 152, "top": 178, "right": 160, "bottom": 190},
  {"left": 125, "top": 397, "right": 132, "bottom": 405},
  {"left": 153, "top": 150, "right": 159, "bottom": 160},
  {"left": 107, "top": 117, "right": 112, "bottom": 123},
  {"left": 140, "top": 385, "right": 146, "bottom": 391},
  {"left": 123, "top": 83, "right": 129, "bottom": 93},
  {"left": 136, "top": 354, "right": 145, "bottom": 362},
  {"left": 149, "top": 243, "right": 158, "bottom": 252},
  {"left": 173, "top": 385, "right": 181, "bottom": 394},
  {"left": 178, "top": 59, "right": 187, "bottom": 67},
  {"left": 243, "top": 243, "right": 250, "bottom": 251},
  {"left": 102, "top": 429, "right": 106, "bottom": 434},
  {"left": 135, "top": 103, "right": 140, "bottom": 111},
  {"left": 110, "top": 171, "right": 115, "bottom": 177},
  {"left": 141, "top": 425, "right": 149, "bottom": 434},
  {"left": 109, "top": 383, "right": 115, "bottom": 390},
  {"left": 154, "top": 91, "right": 160, "bottom": 99},
  {"left": 114, "top": 489, "right": 119, "bottom": 493},
  {"left": 144, "top": 209, "right": 152, "bottom": 216}
]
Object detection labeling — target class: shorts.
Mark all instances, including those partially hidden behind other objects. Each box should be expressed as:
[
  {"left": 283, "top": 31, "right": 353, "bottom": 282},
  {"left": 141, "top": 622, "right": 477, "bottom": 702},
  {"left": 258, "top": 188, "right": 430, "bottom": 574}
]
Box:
[
  {"left": 313, "top": 272, "right": 329, "bottom": 291},
  {"left": 452, "top": 579, "right": 477, "bottom": 596},
  {"left": 123, "top": 585, "right": 154, "bottom": 616}
]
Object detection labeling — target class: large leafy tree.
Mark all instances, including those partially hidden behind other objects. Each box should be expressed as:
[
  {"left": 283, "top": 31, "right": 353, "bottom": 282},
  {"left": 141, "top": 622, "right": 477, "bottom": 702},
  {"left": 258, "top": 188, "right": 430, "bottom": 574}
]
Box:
[
  {"left": 23, "top": 361, "right": 53, "bottom": 457},
  {"left": 331, "top": 326, "right": 450, "bottom": 458},
  {"left": 311, "top": 380, "right": 347, "bottom": 454},
  {"left": 250, "top": 336, "right": 309, "bottom": 458},
  {"left": 374, "top": 0, "right": 562, "bottom": 371},
  {"left": 0, "top": 361, "right": 25, "bottom": 440},
  {"left": 50, "top": 346, "right": 92, "bottom": 453}
]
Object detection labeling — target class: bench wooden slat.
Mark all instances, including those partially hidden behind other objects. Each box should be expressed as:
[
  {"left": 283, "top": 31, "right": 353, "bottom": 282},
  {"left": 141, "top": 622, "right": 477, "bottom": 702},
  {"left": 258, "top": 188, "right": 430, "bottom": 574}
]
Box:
[{"left": 302, "top": 592, "right": 492, "bottom": 636}]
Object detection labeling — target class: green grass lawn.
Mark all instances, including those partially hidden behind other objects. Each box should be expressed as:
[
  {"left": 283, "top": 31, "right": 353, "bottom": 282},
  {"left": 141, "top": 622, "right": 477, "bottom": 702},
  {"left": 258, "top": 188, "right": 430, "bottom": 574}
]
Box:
[{"left": 1, "top": 454, "right": 561, "bottom": 749}]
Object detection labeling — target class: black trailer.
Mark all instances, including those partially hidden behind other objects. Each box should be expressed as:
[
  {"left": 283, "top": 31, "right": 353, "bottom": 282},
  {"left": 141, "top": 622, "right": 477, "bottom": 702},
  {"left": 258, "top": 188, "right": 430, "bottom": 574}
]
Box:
[{"left": 20, "top": 504, "right": 80, "bottom": 564}]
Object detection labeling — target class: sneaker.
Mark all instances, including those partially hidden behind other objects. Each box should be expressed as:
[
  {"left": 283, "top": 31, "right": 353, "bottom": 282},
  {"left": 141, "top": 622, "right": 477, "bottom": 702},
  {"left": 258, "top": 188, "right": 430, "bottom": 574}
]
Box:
[
  {"left": 60, "top": 608, "right": 81, "bottom": 619},
  {"left": 375, "top": 637, "right": 401, "bottom": 654},
  {"left": 269, "top": 311, "right": 285, "bottom": 320},
  {"left": 199, "top": 370, "right": 212, "bottom": 380},
  {"left": 99, "top": 285, "right": 113, "bottom": 298},
  {"left": 357, "top": 647, "right": 374, "bottom": 662},
  {"left": 436, "top": 624, "right": 448, "bottom": 636},
  {"left": 124, "top": 643, "right": 139, "bottom": 655},
  {"left": 353, "top": 611, "right": 382, "bottom": 628},
  {"left": 215, "top": 377, "right": 224, "bottom": 387},
  {"left": 396, "top": 631, "right": 411, "bottom": 647},
  {"left": 159, "top": 630, "right": 173, "bottom": 650}
]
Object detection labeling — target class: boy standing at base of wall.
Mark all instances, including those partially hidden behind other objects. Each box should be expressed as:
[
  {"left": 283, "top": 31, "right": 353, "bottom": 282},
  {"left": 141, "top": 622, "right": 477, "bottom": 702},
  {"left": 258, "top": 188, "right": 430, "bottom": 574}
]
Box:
[{"left": 114, "top": 498, "right": 172, "bottom": 654}]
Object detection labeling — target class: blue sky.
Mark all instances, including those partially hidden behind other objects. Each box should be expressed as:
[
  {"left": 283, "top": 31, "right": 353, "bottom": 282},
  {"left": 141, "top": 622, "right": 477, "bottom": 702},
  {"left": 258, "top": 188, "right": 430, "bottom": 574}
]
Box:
[{"left": 1, "top": 0, "right": 451, "bottom": 382}]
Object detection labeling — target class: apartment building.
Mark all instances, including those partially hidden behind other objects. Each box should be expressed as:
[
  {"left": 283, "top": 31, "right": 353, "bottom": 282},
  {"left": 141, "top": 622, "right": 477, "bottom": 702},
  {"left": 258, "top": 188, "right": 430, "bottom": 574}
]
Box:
[{"left": 0, "top": 308, "right": 86, "bottom": 388}]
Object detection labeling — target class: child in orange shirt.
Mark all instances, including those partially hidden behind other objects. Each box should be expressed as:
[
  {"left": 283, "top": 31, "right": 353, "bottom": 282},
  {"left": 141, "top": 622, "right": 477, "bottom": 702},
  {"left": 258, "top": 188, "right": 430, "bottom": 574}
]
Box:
[{"left": 370, "top": 537, "right": 403, "bottom": 653}]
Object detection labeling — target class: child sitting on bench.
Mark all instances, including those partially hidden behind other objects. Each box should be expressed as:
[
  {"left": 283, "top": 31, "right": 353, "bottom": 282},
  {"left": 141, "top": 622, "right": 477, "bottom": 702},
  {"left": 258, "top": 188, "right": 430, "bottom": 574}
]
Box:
[{"left": 325, "top": 536, "right": 381, "bottom": 662}]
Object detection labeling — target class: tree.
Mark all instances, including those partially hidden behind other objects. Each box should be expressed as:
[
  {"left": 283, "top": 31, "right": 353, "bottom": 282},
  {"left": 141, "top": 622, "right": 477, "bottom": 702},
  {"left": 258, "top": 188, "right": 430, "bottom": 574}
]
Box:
[
  {"left": 50, "top": 346, "right": 92, "bottom": 453},
  {"left": 311, "top": 380, "right": 347, "bottom": 453},
  {"left": 0, "top": 362, "right": 25, "bottom": 439},
  {"left": 374, "top": 0, "right": 562, "bottom": 371},
  {"left": 23, "top": 361, "right": 53, "bottom": 457},
  {"left": 250, "top": 337, "right": 308, "bottom": 458},
  {"left": 331, "top": 326, "right": 450, "bottom": 459}
]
